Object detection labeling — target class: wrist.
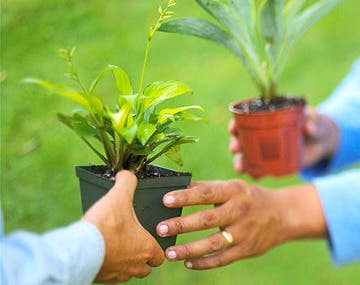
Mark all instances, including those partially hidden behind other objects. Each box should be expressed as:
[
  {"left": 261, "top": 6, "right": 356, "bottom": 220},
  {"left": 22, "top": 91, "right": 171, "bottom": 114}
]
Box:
[
  {"left": 320, "top": 113, "right": 339, "bottom": 159},
  {"left": 273, "top": 184, "right": 328, "bottom": 243}
]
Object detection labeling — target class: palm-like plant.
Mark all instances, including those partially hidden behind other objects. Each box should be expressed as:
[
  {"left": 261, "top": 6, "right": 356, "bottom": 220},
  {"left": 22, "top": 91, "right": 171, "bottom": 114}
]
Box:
[
  {"left": 159, "top": 0, "right": 342, "bottom": 102},
  {"left": 24, "top": 0, "right": 204, "bottom": 174}
]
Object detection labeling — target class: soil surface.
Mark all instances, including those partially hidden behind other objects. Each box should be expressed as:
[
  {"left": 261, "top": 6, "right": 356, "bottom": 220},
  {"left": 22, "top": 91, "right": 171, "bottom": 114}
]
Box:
[
  {"left": 89, "top": 165, "right": 191, "bottom": 180},
  {"left": 233, "top": 96, "right": 306, "bottom": 113}
]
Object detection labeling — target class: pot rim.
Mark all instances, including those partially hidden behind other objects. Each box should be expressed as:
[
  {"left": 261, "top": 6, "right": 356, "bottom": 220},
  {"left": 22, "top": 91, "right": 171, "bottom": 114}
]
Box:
[{"left": 229, "top": 97, "right": 305, "bottom": 116}]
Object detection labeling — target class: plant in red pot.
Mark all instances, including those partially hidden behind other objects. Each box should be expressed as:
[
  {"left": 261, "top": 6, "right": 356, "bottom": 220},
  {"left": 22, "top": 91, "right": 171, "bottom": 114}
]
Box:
[
  {"left": 158, "top": 0, "right": 341, "bottom": 178},
  {"left": 24, "top": 0, "right": 205, "bottom": 250}
]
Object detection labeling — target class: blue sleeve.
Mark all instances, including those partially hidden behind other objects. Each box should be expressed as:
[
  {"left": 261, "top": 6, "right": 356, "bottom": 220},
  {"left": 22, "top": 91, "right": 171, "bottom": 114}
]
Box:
[
  {"left": 1, "top": 221, "right": 105, "bottom": 285},
  {"left": 301, "top": 59, "right": 360, "bottom": 179},
  {"left": 314, "top": 170, "right": 360, "bottom": 265}
]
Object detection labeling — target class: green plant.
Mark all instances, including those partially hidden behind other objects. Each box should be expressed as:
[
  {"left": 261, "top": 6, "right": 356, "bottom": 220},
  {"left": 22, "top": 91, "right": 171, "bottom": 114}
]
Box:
[
  {"left": 159, "top": 0, "right": 341, "bottom": 101},
  {"left": 24, "top": 0, "right": 204, "bottom": 174}
]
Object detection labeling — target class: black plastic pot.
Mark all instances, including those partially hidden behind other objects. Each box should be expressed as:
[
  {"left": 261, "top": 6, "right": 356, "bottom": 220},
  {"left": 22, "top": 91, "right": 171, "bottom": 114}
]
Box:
[{"left": 75, "top": 165, "right": 191, "bottom": 250}]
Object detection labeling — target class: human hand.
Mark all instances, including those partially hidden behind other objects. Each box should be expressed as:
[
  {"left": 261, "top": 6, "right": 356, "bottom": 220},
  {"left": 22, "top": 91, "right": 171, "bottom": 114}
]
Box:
[
  {"left": 229, "top": 107, "right": 339, "bottom": 172},
  {"left": 301, "top": 107, "right": 339, "bottom": 167},
  {"left": 156, "top": 179, "right": 326, "bottom": 270},
  {"left": 83, "top": 170, "right": 164, "bottom": 283}
]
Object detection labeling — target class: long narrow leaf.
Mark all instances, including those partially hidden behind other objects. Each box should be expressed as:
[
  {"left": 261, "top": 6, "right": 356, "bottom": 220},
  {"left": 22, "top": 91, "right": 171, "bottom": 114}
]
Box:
[
  {"left": 23, "top": 78, "right": 91, "bottom": 110},
  {"left": 159, "top": 17, "right": 245, "bottom": 61}
]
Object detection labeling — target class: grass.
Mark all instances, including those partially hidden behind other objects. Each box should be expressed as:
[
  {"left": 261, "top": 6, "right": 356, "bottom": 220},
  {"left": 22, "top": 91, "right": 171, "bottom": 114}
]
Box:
[{"left": 1, "top": 0, "right": 360, "bottom": 284}]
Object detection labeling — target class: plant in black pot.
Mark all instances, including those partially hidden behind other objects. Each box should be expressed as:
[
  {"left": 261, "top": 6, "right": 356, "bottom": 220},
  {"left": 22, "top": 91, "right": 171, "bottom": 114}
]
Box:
[
  {"left": 159, "top": 0, "right": 341, "bottom": 178},
  {"left": 24, "top": 0, "right": 204, "bottom": 250}
]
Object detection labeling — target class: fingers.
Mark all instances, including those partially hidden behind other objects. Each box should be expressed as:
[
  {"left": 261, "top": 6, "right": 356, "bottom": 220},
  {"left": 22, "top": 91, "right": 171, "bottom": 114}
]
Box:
[
  {"left": 233, "top": 153, "right": 244, "bottom": 173},
  {"left": 157, "top": 205, "right": 231, "bottom": 236},
  {"left": 303, "top": 107, "right": 318, "bottom": 139},
  {"left": 228, "top": 119, "right": 237, "bottom": 135},
  {"left": 162, "top": 182, "right": 230, "bottom": 208},
  {"left": 229, "top": 136, "right": 242, "bottom": 153},
  {"left": 184, "top": 244, "right": 249, "bottom": 270},
  {"left": 164, "top": 231, "right": 230, "bottom": 261}
]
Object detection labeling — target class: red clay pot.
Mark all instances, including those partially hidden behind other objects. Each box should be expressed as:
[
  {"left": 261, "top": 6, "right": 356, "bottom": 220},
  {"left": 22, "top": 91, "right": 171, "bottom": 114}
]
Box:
[{"left": 229, "top": 99, "right": 305, "bottom": 178}]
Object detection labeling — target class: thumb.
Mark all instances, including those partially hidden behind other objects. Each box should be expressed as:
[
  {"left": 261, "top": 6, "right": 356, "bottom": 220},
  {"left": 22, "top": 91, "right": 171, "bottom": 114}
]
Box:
[{"left": 109, "top": 170, "right": 138, "bottom": 203}]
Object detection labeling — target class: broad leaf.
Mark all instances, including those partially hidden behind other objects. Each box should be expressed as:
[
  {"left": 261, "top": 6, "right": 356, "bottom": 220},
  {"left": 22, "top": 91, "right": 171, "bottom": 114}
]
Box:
[
  {"left": 57, "top": 113, "right": 96, "bottom": 137},
  {"left": 109, "top": 65, "right": 133, "bottom": 95},
  {"left": 142, "top": 81, "right": 193, "bottom": 111},
  {"left": 89, "top": 65, "right": 133, "bottom": 95},
  {"left": 165, "top": 144, "right": 183, "bottom": 166},
  {"left": 137, "top": 122, "right": 157, "bottom": 145}
]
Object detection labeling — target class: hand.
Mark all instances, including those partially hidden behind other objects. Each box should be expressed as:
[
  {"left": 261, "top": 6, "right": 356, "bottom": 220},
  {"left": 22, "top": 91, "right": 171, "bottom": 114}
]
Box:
[
  {"left": 156, "top": 180, "right": 326, "bottom": 270},
  {"left": 229, "top": 107, "right": 339, "bottom": 172},
  {"left": 302, "top": 107, "right": 339, "bottom": 167},
  {"left": 83, "top": 170, "right": 164, "bottom": 283}
]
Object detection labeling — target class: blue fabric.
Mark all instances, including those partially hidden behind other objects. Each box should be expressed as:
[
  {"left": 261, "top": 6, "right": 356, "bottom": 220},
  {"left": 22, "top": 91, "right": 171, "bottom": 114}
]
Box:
[
  {"left": 315, "top": 170, "right": 360, "bottom": 265},
  {"left": 1, "top": 220, "right": 105, "bottom": 285},
  {"left": 301, "top": 59, "right": 360, "bottom": 265}
]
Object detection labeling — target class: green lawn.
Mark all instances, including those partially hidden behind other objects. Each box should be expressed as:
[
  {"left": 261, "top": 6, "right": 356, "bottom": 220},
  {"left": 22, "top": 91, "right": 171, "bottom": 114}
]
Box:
[{"left": 1, "top": 0, "right": 360, "bottom": 284}]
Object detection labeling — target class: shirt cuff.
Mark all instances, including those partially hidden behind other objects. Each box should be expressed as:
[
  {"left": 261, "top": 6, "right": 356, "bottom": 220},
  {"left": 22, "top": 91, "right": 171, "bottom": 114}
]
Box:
[
  {"left": 314, "top": 169, "right": 360, "bottom": 265},
  {"left": 42, "top": 221, "right": 105, "bottom": 285}
]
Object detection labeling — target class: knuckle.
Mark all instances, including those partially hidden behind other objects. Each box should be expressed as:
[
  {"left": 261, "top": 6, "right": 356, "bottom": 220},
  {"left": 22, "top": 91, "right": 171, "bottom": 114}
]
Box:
[
  {"left": 208, "top": 236, "right": 223, "bottom": 252},
  {"left": 200, "top": 211, "right": 217, "bottom": 227},
  {"left": 179, "top": 244, "right": 193, "bottom": 259},
  {"left": 172, "top": 219, "right": 184, "bottom": 234},
  {"left": 199, "top": 187, "right": 215, "bottom": 202}
]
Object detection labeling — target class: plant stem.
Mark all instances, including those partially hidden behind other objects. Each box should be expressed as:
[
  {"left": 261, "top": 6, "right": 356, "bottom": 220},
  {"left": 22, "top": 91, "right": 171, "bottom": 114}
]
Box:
[{"left": 138, "top": 39, "right": 151, "bottom": 94}]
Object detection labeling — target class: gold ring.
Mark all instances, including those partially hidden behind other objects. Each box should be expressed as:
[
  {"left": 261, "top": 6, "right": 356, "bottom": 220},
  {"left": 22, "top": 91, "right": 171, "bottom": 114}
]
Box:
[{"left": 221, "top": 230, "right": 234, "bottom": 246}]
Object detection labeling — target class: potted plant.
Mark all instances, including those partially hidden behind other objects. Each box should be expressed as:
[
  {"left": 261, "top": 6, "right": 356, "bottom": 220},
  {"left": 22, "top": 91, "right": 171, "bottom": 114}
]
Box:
[
  {"left": 158, "top": 0, "right": 341, "bottom": 178},
  {"left": 24, "top": 0, "right": 204, "bottom": 250}
]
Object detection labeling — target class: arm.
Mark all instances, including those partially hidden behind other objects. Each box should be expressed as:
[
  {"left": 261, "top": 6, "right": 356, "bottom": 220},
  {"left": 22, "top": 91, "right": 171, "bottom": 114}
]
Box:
[
  {"left": 1, "top": 222, "right": 104, "bottom": 285},
  {"left": 1, "top": 171, "right": 164, "bottom": 285},
  {"left": 302, "top": 59, "right": 360, "bottom": 178}
]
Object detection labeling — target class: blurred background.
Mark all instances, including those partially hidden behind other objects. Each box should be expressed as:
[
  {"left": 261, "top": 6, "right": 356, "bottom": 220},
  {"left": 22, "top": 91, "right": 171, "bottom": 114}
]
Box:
[{"left": 1, "top": 0, "right": 360, "bottom": 284}]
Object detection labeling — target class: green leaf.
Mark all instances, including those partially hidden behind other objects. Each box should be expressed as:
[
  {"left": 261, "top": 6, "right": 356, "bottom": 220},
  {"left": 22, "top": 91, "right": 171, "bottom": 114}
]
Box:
[
  {"left": 88, "top": 95, "right": 104, "bottom": 114},
  {"left": 57, "top": 113, "right": 96, "bottom": 137},
  {"left": 290, "top": 0, "right": 341, "bottom": 44},
  {"left": 89, "top": 65, "right": 133, "bottom": 95},
  {"left": 142, "top": 80, "right": 193, "bottom": 111},
  {"left": 109, "top": 65, "right": 133, "bottom": 95},
  {"left": 284, "top": 0, "right": 306, "bottom": 19},
  {"left": 158, "top": 105, "right": 205, "bottom": 124},
  {"left": 108, "top": 103, "right": 132, "bottom": 133},
  {"left": 165, "top": 144, "right": 183, "bottom": 166},
  {"left": 159, "top": 17, "right": 245, "bottom": 61},
  {"left": 23, "top": 78, "right": 91, "bottom": 110},
  {"left": 137, "top": 122, "right": 157, "bottom": 145},
  {"left": 147, "top": 136, "right": 199, "bottom": 164},
  {"left": 121, "top": 123, "right": 138, "bottom": 144},
  {"left": 260, "top": 0, "right": 285, "bottom": 44}
]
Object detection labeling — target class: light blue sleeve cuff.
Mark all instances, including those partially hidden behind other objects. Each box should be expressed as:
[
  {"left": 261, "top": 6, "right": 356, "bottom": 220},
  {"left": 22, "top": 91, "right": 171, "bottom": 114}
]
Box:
[
  {"left": 314, "top": 169, "right": 360, "bottom": 265},
  {"left": 42, "top": 221, "right": 105, "bottom": 285},
  {"left": 2, "top": 221, "right": 105, "bottom": 285},
  {"left": 301, "top": 59, "right": 360, "bottom": 180}
]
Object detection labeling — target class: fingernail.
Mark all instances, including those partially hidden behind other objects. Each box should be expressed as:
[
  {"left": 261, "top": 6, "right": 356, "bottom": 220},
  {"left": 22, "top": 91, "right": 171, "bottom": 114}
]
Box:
[
  {"left": 164, "top": 195, "right": 175, "bottom": 205},
  {"left": 158, "top": 224, "right": 169, "bottom": 235},
  {"left": 167, "top": 250, "right": 177, "bottom": 260},
  {"left": 185, "top": 261, "right": 193, "bottom": 268}
]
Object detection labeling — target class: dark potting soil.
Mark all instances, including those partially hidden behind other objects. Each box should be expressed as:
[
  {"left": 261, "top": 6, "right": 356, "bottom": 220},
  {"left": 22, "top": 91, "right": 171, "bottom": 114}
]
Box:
[
  {"left": 89, "top": 165, "right": 191, "bottom": 180},
  {"left": 234, "top": 96, "right": 306, "bottom": 113}
]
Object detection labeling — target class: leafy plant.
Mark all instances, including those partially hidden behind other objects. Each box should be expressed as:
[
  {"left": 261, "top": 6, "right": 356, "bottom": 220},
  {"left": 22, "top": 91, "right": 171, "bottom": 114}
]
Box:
[
  {"left": 159, "top": 0, "right": 342, "bottom": 101},
  {"left": 24, "top": 0, "right": 204, "bottom": 174}
]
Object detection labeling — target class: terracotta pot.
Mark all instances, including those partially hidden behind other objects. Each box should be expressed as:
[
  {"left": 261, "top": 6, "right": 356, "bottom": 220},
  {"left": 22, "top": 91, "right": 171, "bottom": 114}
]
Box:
[
  {"left": 229, "top": 99, "right": 305, "bottom": 178},
  {"left": 75, "top": 165, "right": 191, "bottom": 250}
]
